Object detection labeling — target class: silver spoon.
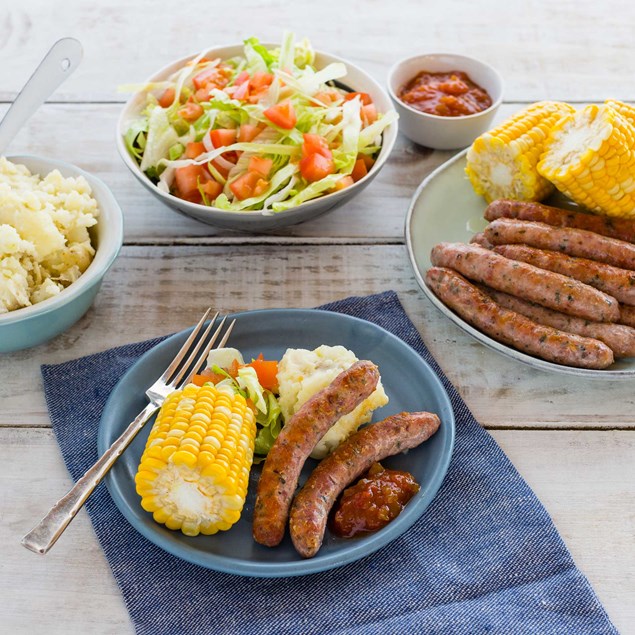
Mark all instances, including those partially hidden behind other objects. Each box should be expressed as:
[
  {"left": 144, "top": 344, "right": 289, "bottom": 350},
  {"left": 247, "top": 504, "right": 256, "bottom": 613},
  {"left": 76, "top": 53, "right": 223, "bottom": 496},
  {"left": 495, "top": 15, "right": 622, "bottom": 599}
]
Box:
[{"left": 0, "top": 37, "right": 83, "bottom": 154}]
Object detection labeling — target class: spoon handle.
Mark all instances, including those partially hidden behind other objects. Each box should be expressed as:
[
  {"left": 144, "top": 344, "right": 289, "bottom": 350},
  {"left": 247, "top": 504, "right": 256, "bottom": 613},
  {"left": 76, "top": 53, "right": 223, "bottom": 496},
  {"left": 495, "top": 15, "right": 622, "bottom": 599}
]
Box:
[{"left": 0, "top": 38, "right": 83, "bottom": 154}]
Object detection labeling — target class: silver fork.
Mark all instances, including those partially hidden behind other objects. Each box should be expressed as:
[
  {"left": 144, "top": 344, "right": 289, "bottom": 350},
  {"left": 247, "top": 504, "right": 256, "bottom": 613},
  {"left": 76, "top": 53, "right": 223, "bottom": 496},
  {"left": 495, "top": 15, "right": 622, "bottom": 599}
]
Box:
[{"left": 21, "top": 308, "right": 236, "bottom": 555}]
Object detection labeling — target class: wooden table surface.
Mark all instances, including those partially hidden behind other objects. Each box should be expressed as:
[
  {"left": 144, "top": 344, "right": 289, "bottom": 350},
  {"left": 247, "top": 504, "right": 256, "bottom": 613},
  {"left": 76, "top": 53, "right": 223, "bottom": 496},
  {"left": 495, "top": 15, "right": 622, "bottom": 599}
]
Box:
[{"left": 2, "top": 1, "right": 634, "bottom": 633}]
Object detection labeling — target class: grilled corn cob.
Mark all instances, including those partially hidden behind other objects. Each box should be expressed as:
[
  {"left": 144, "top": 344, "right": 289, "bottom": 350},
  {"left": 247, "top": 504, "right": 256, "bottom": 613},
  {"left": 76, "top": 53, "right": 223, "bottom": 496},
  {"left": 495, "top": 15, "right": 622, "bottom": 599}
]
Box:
[
  {"left": 538, "top": 104, "right": 635, "bottom": 219},
  {"left": 135, "top": 382, "right": 256, "bottom": 536},
  {"left": 465, "top": 101, "right": 575, "bottom": 202}
]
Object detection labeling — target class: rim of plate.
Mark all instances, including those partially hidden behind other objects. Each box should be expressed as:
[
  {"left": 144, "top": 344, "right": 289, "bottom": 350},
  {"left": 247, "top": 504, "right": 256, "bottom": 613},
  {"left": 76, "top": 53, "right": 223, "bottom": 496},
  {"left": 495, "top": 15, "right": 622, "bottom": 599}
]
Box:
[
  {"left": 405, "top": 149, "right": 635, "bottom": 379},
  {"left": 98, "top": 308, "right": 455, "bottom": 576}
]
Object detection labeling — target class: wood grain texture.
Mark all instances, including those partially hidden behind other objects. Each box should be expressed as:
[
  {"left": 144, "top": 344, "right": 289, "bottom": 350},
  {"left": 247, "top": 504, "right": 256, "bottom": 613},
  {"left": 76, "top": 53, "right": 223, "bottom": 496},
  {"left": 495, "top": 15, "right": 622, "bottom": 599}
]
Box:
[
  {"left": 4, "top": 428, "right": 632, "bottom": 634},
  {"left": 2, "top": 245, "right": 634, "bottom": 429},
  {"left": 1, "top": 0, "right": 635, "bottom": 103}
]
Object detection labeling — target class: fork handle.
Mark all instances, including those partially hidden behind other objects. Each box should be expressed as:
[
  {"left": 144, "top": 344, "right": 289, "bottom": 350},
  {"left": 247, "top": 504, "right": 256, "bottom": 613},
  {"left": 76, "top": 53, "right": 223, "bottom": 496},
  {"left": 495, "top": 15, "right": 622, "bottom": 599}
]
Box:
[{"left": 21, "top": 402, "right": 158, "bottom": 555}]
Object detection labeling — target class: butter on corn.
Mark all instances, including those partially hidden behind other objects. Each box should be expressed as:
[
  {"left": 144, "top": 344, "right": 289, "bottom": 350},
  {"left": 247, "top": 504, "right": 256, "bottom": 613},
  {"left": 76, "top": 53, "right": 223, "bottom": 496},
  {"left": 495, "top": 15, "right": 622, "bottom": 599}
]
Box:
[
  {"left": 135, "top": 382, "right": 256, "bottom": 536},
  {"left": 538, "top": 104, "right": 635, "bottom": 219},
  {"left": 465, "top": 101, "right": 575, "bottom": 203}
]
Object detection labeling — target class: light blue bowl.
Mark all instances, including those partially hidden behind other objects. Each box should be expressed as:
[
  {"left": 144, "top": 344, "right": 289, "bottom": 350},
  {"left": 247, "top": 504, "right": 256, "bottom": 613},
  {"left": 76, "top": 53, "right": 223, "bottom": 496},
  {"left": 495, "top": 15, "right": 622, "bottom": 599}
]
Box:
[{"left": 0, "top": 155, "right": 123, "bottom": 353}]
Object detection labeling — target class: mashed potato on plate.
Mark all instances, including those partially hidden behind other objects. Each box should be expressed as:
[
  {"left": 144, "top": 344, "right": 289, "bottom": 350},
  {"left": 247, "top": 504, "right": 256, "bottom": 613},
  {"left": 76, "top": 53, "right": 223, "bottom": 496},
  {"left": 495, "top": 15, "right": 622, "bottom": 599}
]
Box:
[
  {"left": 277, "top": 344, "right": 389, "bottom": 459},
  {"left": 0, "top": 157, "right": 99, "bottom": 314}
]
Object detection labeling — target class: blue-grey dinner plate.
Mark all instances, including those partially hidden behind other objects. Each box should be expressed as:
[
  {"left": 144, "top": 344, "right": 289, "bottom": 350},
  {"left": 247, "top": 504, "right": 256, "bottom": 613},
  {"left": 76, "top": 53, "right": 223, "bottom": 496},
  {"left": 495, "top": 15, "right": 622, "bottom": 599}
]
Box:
[{"left": 98, "top": 308, "right": 455, "bottom": 577}]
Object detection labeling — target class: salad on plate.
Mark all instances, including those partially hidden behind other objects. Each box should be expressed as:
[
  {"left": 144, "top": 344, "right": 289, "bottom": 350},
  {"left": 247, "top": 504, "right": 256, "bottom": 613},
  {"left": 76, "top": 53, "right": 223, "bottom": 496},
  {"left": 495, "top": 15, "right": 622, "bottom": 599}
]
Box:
[{"left": 123, "top": 32, "right": 396, "bottom": 213}]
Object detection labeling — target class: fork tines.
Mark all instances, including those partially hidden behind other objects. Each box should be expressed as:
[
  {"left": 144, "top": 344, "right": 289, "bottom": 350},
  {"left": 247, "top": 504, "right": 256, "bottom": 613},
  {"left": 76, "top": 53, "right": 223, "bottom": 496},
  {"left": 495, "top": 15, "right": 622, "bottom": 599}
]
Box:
[{"left": 161, "top": 309, "right": 237, "bottom": 389}]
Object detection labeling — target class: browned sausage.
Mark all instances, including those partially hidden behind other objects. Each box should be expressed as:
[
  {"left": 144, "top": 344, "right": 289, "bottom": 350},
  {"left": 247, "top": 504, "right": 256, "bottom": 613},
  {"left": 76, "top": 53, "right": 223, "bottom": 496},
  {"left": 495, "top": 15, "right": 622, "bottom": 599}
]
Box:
[
  {"left": 480, "top": 286, "right": 635, "bottom": 358},
  {"left": 619, "top": 304, "right": 635, "bottom": 328},
  {"left": 484, "top": 217, "right": 635, "bottom": 271},
  {"left": 425, "top": 267, "right": 614, "bottom": 368},
  {"left": 492, "top": 244, "right": 635, "bottom": 306},
  {"left": 253, "top": 360, "right": 380, "bottom": 547},
  {"left": 484, "top": 199, "right": 635, "bottom": 244},
  {"left": 470, "top": 232, "right": 493, "bottom": 249},
  {"left": 430, "top": 242, "right": 620, "bottom": 322},
  {"left": 289, "top": 411, "right": 440, "bottom": 558}
]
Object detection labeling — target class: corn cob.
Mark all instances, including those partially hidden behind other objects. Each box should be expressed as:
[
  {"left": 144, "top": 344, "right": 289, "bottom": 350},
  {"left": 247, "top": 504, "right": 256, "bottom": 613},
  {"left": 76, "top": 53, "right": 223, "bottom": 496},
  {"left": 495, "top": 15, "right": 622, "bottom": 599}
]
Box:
[
  {"left": 604, "top": 99, "right": 635, "bottom": 126},
  {"left": 538, "top": 104, "right": 635, "bottom": 219},
  {"left": 135, "top": 382, "right": 256, "bottom": 536},
  {"left": 465, "top": 101, "right": 575, "bottom": 203}
]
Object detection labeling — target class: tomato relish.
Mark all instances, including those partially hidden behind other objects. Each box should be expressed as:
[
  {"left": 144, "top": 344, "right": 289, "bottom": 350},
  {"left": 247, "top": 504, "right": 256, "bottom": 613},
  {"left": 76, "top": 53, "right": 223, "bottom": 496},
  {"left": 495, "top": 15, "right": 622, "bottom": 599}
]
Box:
[
  {"left": 398, "top": 70, "right": 492, "bottom": 117},
  {"left": 331, "top": 463, "right": 420, "bottom": 538}
]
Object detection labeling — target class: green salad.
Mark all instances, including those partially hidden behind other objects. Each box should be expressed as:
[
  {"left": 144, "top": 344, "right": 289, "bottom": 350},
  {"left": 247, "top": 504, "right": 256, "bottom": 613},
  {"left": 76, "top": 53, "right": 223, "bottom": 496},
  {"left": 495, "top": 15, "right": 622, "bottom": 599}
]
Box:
[{"left": 124, "top": 32, "right": 396, "bottom": 213}]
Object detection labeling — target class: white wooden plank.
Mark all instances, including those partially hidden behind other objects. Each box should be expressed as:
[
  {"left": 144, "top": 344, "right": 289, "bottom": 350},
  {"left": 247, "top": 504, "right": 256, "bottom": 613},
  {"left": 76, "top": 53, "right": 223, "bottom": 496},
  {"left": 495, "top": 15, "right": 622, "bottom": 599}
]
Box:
[
  {"left": 2, "top": 0, "right": 634, "bottom": 103},
  {"left": 3, "top": 427, "right": 632, "bottom": 633},
  {"left": 2, "top": 245, "right": 634, "bottom": 429}
]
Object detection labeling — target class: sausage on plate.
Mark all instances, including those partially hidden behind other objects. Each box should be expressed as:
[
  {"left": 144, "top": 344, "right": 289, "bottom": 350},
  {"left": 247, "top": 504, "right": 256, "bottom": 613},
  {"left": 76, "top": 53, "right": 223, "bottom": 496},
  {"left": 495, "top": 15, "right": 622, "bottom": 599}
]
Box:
[
  {"left": 484, "top": 218, "right": 635, "bottom": 271},
  {"left": 289, "top": 411, "right": 440, "bottom": 558},
  {"left": 252, "top": 359, "right": 380, "bottom": 547},
  {"left": 619, "top": 304, "right": 635, "bottom": 329},
  {"left": 430, "top": 242, "right": 620, "bottom": 322},
  {"left": 492, "top": 244, "right": 635, "bottom": 306},
  {"left": 425, "top": 266, "right": 614, "bottom": 369},
  {"left": 480, "top": 285, "right": 635, "bottom": 358},
  {"left": 484, "top": 199, "right": 635, "bottom": 244}
]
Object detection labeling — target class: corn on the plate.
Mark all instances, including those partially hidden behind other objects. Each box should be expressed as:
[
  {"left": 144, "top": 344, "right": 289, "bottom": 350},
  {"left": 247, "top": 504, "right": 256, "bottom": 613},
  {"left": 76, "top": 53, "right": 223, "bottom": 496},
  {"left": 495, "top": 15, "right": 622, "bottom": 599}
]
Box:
[
  {"left": 538, "top": 104, "right": 635, "bottom": 219},
  {"left": 135, "top": 382, "right": 256, "bottom": 536},
  {"left": 465, "top": 101, "right": 575, "bottom": 203}
]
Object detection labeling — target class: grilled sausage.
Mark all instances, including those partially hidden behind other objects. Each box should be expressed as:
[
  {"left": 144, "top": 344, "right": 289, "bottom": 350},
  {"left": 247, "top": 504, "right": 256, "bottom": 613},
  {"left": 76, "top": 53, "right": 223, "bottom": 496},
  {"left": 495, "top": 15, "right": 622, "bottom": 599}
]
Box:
[
  {"left": 289, "top": 411, "right": 440, "bottom": 558},
  {"left": 484, "top": 199, "right": 635, "bottom": 244},
  {"left": 253, "top": 360, "right": 380, "bottom": 547},
  {"left": 484, "top": 218, "right": 635, "bottom": 271},
  {"left": 492, "top": 244, "right": 635, "bottom": 306},
  {"left": 470, "top": 232, "right": 493, "bottom": 249},
  {"left": 480, "top": 286, "right": 635, "bottom": 358},
  {"left": 619, "top": 304, "right": 635, "bottom": 328},
  {"left": 426, "top": 267, "right": 614, "bottom": 368},
  {"left": 430, "top": 242, "right": 620, "bottom": 322}
]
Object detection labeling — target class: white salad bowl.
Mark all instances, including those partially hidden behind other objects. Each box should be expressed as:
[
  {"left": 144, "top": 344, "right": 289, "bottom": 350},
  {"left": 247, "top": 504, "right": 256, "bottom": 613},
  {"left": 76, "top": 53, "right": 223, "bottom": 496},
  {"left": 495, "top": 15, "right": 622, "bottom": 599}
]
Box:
[
  {"left": 117, "top": 44, "right": 398, "bottom": 232},
  {"left": 0, "top": 155, "right": 123, "bottom": 353}
]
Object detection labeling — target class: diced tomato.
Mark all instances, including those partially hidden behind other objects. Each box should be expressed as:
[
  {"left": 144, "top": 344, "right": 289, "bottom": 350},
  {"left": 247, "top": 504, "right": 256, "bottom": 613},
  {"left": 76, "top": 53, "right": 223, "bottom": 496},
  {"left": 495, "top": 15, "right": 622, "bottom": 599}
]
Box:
[
  {"left": 195, "top": 87, "right": 212, "bottom": 102},
  {"left": 200, "top": 179, "right": 223, "bottom": 202},
  {"left": 344, "top": 92, "right": 373, "bottom": 106},
  {"left": 178, "top": 102, "right": 204, "bottom": 122},
  {"left": 248, "top": 156, "right": 273, "bottom": 178},
  {"left": 210, "top": 128, "right": 237, "bottom": 148},
  {"left": 174, "top": 164, "right": 210, "bottom": 203},
  {"left": 238, "top": 123, "right": 264, "bottom": 143},
  {"left": 193, "top": 67, "right": 219, "bottom": 90},
  {"left": 331, "top": 175, "right": 354, "bottom": 192},
  {"left": 253, "top": 178, "right": 269, "bottom": 196},
  {"left": 185, "top": 141, "right": 206, "bottom": 159},
  {"left": 311, "top": 90, "right": 342, "bottom": 105},
  {"left": 359, "top": 153, "right": 375, "bottom": 170},
  {"left": 302, "top": 133, "right": 332, "bottom": 159},
  {"left": 247, "top": 356, "right": 279, "bottom": 391},
  {"left": 158, "top": 87, "right": 175, "bottom": 108},
  {"left": 210, "top": 158, "right": 230, "bottom": 179},
  {"left": 249, "top": 72, "right": 274, "bottom": 91},
  {"left": 233, "top": 81, "right": 250, "bottom": 101},
  {"left": 234, "top": 71, "right": 250, "bottom": 86},
  {"left": 361, "top": 103, "right": 378, "bottom": 126},
  {"left": 300, "top": 152, "right": 335, "bottom": 182},
  {"left": 192, "top": 369, "right": 226, "bottom": 386},
  {"left": 230, "top": 171, "right": 261, "bottom": 200},
  {"left": 351, "top": 158, "right": 368, "bottom": 182},
  {"left": 264, "top": 101, "right": 297, "bottom": 129}
]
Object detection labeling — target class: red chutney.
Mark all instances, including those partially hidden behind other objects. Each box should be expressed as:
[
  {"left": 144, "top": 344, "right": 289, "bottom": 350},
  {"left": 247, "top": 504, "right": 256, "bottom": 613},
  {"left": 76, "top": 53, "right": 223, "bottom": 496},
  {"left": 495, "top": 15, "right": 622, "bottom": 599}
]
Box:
[
  {"left": 331, "top": 463, "right": 420, "bottom": 538},
  {"left": 398, "top": 70, "right": 492, "bottom": 117}
]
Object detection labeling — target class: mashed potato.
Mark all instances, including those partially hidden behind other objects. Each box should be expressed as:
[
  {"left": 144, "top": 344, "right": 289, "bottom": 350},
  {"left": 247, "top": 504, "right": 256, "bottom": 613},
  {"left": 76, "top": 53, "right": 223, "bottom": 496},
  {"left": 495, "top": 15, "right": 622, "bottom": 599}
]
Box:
[
  {"left": 0, "top": 157, "right": 99, "bottom": 314},
  {"left": 277, "top": 345, "right": 389, "bottom": 459}
]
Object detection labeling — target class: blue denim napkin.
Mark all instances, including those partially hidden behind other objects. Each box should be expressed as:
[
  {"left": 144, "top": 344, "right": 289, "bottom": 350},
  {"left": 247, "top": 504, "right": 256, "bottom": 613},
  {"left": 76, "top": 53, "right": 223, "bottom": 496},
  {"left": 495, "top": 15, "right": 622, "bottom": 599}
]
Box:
[{"left": 41, "top": 291, "right": 616, "bottom": 635}]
